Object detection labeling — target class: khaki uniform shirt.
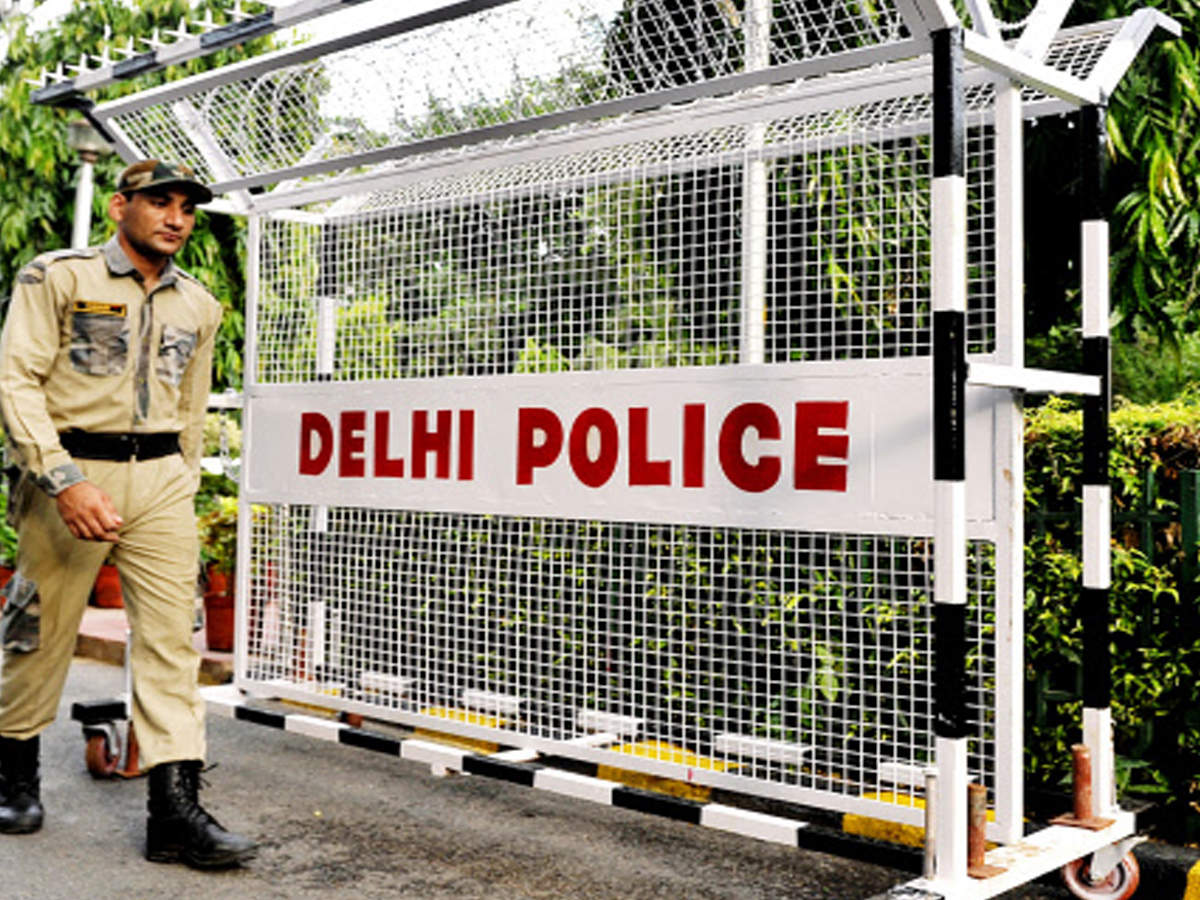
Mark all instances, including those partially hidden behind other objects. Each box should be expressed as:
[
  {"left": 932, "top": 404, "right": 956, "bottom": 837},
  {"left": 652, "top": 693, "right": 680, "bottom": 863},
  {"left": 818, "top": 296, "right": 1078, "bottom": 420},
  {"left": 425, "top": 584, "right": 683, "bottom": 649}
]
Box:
[{"left": 0, "top": 236, "right": 222, "bottom": 499}]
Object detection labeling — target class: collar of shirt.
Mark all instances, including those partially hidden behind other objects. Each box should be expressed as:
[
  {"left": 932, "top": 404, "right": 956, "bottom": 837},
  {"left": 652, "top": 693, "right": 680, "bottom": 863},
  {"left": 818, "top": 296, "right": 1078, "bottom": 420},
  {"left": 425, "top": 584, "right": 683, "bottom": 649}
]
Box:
[{"left": 102, "top": 236, "right": 180, "bottom": 289}]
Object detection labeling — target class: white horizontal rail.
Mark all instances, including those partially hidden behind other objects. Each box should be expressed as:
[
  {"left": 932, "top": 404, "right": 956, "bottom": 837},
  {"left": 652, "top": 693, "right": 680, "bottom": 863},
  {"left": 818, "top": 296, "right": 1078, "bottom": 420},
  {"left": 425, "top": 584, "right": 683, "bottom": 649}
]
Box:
[
  {"left": 968, "top": 363, "right": 1101, "bottom": 395},
  {"left": 963, "top": 29, "right": 1099, "bottom": 106},
  {"left": 1084, "top": 8, "right": 1182, "bottom": 99},
  {"left": 34, "top": 0, "right": 522, "bottom": 104},
  {"left": 207, "top": 390, "right": 244, "bottom": 410}
]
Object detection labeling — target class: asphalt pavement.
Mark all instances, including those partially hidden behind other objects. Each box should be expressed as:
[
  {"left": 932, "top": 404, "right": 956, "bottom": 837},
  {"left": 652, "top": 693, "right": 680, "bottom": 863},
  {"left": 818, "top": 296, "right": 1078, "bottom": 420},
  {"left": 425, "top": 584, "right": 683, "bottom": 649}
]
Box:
[{"left": 2, "top": 658, "right": 1076, "bottom": 900}]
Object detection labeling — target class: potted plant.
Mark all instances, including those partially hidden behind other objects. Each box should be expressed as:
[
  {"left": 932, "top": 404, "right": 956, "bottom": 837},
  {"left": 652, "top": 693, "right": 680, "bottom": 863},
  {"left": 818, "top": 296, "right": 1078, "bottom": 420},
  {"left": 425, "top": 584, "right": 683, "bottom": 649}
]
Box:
[
  {"left": 197, "top": 495, "right": 238, "bottom": 652},
  {"left": 92, "top": 552, "right": 123, "bottom": 608},
  {"left": 0, "top": 515, "right": 15, "bottom": 595}
]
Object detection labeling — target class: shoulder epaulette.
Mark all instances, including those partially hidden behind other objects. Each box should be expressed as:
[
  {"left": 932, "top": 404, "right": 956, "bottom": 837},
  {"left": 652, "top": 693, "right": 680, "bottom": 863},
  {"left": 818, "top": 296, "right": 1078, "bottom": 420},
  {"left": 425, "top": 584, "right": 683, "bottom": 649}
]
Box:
[
  {"left": 173, "top": 265, "right": 203, "bottom": 286},
  {"left": 173, "top": 266, "right": 217, "bottom": 298},
  {"left": 16, "top": 248, "right": 99, "bottom": 285},
  {"left": 42, "top": 248, "right": 98, "bottom": 262}
]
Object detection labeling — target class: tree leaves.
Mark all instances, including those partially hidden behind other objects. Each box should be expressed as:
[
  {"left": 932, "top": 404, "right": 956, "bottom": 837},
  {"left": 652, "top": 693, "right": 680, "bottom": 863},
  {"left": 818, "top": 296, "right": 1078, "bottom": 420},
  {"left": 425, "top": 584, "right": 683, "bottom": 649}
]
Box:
[{"left": 0, "top": 0, "right": 276, "bottom": 389}]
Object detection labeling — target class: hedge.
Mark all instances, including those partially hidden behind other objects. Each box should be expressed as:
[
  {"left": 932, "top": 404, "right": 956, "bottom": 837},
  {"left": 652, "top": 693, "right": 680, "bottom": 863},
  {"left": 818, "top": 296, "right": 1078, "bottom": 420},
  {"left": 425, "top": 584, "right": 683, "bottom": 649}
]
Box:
[{"left": 1025, "top": 392, "right": 1200, "bottom": 844}]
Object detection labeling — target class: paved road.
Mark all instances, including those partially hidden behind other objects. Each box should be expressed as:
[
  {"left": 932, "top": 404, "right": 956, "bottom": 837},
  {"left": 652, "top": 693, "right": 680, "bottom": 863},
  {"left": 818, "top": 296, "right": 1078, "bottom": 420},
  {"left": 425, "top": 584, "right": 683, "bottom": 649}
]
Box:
[{"left": 4, "top": 659, "right": 1071, "bottom": 899}]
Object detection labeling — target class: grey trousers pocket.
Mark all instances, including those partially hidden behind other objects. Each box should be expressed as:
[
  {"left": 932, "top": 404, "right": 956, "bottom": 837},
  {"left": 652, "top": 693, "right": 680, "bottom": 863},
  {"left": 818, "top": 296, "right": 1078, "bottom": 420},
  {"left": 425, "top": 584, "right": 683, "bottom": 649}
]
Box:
[{"left": 0, "top": 573, "right": 40, "bottom": 653}]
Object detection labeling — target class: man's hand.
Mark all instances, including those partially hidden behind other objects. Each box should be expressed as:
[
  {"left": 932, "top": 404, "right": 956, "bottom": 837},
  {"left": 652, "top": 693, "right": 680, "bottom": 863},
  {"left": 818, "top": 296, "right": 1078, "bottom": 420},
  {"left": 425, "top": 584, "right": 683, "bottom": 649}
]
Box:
[{"left": 55, "top": 482, "right": 122, "bottom": 542}]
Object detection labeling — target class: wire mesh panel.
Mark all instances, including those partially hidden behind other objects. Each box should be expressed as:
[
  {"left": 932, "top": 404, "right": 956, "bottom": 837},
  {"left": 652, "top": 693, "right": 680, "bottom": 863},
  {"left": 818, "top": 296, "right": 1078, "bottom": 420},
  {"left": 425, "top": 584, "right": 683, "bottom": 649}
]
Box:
[
  {"left": 243, "top": 505, "right": 997, "bottom": 815},
  {"left": 98, "top": 0, "right": 913, "bottom": 189},
  {"left": 91, "top": 10, "right": 1130, "bottom": 206},
  {"left": 253, "top": 87, "right": 998, "bottom": 384},
  {"left": 237, "top": 69, "right": 1009, "bottom": 828}
]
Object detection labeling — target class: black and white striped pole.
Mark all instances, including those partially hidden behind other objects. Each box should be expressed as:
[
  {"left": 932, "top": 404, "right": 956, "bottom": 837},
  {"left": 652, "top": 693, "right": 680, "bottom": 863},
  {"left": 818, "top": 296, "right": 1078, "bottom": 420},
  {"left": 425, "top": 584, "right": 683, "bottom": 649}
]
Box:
[
  {"left": 930, "top": 25, "right": 970, "bottom": 886},
  {"left": 1080, "top": 103, "right": 1116, "bottom": 819}
]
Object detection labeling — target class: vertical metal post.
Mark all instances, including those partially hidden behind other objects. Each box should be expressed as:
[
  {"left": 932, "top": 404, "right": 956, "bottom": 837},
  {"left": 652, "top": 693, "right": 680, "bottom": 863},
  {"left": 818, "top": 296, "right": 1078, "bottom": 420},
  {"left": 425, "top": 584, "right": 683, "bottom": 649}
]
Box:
[
  {"left": 967, "top": 782, "right": 988, "bottom": 870},
  {"left": 992, "top": 79, "right": 1025, "bottom": 844},
  {"left": 313, "top": 221, "right": 338, "bottom": 534},
  {"left": 71, "top": 156, "right": 97, "bottom": 249},
  {"left": 924, "top": 771, "right": 939, "bottom": 879},
  {"left": 740, "top": 0, "right": 769, "bottom": 365},
  {"left": 1079, "top": 103, "right": 1115, "bottom": 817},
  {"left": 234, "top": 213, "right": 263, "bottom": 684},
  {"left": 931, "top": 25, "right": 970, "bottom": 889}
]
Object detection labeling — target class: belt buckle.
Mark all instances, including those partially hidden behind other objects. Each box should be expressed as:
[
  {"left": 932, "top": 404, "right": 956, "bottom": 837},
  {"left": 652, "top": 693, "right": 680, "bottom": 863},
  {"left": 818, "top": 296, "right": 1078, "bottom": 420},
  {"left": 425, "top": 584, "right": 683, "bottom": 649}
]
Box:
[{"left": 119, "top": 433, "right": 137, "bottom": 460}]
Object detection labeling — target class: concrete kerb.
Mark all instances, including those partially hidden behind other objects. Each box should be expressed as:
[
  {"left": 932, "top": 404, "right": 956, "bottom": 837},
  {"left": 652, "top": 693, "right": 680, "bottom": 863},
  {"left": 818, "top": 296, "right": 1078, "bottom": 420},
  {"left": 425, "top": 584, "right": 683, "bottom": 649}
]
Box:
[{"left": 74, "top": 606, "right": 233, "bottom": 685}]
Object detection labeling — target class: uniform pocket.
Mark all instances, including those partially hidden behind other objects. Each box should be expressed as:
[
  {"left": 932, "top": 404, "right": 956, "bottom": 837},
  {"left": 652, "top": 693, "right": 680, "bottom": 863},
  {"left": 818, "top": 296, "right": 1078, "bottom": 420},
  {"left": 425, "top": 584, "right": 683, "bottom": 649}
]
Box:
[
  {"left": 155, "top": 324, "right": 198, "bottom": 387},
  {"left": 0, "top": 573, "right": 40, "bottom": 653},
  {"left": 70, "top": 311, "right": 130, "bottom": 376}
]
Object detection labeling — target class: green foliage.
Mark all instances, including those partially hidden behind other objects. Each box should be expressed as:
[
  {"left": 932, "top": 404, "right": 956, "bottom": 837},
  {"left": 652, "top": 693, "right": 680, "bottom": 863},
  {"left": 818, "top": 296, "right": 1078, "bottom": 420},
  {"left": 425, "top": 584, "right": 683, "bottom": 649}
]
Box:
[
  {"left": 0, "top": 480, "right": 17, "bottom": 567},
  {"left": 987, "top": 0, "right": 1200, "bottom": 355},
  {"left": 1025, "top": 397, "right": 1200, "bottom": 841},
  {"left": 0, "top": 0, "right": 281, "bottom": 390},
  {"left": 197, "top": 493, "right": 238, "bottom": 575},
  {"left": 1113, "top": 327, "right": 1200, "bottom": 403}
]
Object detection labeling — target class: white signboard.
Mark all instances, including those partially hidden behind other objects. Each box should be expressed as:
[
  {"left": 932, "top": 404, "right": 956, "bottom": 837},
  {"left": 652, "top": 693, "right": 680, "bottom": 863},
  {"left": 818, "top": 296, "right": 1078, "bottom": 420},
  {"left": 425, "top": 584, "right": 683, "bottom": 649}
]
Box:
[{"left": 245, "top": 359, "right": 996, "bottom": 534}]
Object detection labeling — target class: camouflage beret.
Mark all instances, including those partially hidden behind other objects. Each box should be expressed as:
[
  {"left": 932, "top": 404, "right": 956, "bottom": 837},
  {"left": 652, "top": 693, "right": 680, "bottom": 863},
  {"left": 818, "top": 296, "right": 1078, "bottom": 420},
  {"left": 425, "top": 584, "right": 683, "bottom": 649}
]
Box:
[{"left": 116, "top": 159, "right": 213, "bottom": 205}]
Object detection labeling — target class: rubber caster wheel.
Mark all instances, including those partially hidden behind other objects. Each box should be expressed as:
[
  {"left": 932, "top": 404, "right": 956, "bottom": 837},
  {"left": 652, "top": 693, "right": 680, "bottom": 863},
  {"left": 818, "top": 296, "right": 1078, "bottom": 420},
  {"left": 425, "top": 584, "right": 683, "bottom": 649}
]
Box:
[
  {"left": 85, "top": 732, "right": 119, "bottom": 778},
  {"left": 1061, "top": 852, "right": 1140, "bottom": 900}
]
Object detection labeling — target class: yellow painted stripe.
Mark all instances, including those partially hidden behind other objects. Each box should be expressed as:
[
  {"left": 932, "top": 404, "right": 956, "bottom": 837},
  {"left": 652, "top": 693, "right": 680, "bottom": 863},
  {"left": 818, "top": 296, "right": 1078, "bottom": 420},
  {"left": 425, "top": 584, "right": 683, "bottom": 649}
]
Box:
[
  {"left": 844, "top": 792, "right": 996, "bottom": 850},
  {"left": 415, "top": 707, "right": 503, "bottom": 753},
  {"left": 842, "top": 813, "right": 925, "bottom": 848},
  {"left": 1184, "top": 858, "right": 1200, "bottom": 900},
  {"left": 595, "top": 741, "right": 735, "bottom": 803}
]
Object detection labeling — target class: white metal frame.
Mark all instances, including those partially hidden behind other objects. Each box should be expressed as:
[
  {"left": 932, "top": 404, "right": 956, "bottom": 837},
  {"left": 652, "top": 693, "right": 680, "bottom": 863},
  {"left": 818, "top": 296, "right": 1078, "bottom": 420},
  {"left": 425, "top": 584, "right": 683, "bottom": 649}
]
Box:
[{"left": 58, "top": 1, "right": 1182, "bottom": 896}]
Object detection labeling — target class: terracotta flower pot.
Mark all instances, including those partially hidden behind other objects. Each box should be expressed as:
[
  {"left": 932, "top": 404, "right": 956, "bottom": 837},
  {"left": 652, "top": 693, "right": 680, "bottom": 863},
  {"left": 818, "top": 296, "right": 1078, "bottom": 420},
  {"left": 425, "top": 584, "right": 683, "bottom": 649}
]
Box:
[
  {"left": 203, "top": 564, "right": 234, "bottom": 652},
  {"left": 0, "top": 565, "right": 13, "bottom": 605},
  {"left": 92, "top": 564, "right": 123, "bottom": 608}
]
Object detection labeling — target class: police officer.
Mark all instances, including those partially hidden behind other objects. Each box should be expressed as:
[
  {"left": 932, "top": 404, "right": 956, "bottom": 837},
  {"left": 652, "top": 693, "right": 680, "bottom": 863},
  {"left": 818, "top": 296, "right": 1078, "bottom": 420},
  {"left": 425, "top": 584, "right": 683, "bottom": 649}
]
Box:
[{"left": 0, "top": 160, "right": 256, "bottom": 868}]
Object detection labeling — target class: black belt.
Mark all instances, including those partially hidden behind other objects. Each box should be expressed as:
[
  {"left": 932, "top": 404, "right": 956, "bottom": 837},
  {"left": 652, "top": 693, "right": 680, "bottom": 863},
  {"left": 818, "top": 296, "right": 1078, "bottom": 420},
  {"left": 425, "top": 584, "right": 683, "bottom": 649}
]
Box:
[{"left": 60, "top": 430, "right": 181, "bottom": 462}]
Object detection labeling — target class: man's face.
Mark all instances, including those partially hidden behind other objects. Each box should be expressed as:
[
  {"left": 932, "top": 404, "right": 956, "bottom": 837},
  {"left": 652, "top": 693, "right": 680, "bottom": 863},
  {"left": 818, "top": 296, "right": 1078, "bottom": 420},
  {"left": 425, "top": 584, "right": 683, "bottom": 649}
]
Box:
[{"left": 108, "top": 188, "right": 197, "bottom": 262}]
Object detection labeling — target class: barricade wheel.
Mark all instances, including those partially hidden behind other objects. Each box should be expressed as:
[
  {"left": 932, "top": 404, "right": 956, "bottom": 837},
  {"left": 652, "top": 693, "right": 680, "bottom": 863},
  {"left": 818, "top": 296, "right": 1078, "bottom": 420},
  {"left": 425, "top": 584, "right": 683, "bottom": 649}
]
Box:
[
  {"left": 85, "top": 732, "right": 119, "bottom": 778},
  {"left": 1061, "top": 852, "right": 1140, "bottom": 900}
]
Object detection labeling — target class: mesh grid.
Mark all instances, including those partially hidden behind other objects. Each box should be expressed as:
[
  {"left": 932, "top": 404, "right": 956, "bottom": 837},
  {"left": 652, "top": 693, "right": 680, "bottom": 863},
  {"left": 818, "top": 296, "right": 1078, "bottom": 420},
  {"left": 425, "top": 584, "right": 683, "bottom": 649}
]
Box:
[
  {"left": 105, "top": 0, "right": 909, "bottom": 187},
  {"left": 96, "top": 6, "right": 1126, "bottom": 199},
  {"left": 236, "top": 10, "right": 1012, "bottom": 822},
  {"left": 244, "top": 507, "right": 997, "bottom": 806},
  {"left": 254, "top": 94, "right": 996, "bottom": 384}
]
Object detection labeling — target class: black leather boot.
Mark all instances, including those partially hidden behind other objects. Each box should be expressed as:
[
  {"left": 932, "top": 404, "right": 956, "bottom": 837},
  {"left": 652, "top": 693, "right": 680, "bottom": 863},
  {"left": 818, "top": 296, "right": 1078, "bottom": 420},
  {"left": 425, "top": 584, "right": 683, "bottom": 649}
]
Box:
[
  {"left": 146, "top": 761, "right": 257, "bottom": 868},
  {"left": 0, "top": 734, "right": 43, "bottom": 834}
]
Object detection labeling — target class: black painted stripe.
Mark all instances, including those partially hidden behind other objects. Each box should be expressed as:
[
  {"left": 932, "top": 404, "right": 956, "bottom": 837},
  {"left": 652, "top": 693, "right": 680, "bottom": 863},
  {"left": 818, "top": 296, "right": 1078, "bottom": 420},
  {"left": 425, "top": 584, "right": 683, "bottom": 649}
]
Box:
[
  {"left": 797, "top": 826, "right": 923, "bottom": 874},
  {"left": 201, "top": 11, "right": 275, "bottom": 49},
  {"left": 235, "top": 705, "right": 286, "bottom": 729},
  {"left": 1081, "top": 586, "right": 1111, "bottom": 708},
  {"left": 462, "top": 755, "right": 538, "bottom": 787},
  {"left": 70, "top": 699, "right": 128, "bottom": 724},
  {"left": 339, "top": 727, "right": 402, "bottom": 755},
  {"left": 933, "top": 603, "right": 970, "bottom": 739},
  {"left": 933, "top": 310, "right": 966, "bottom": 482},
  {"left": 932, "top": 28, "right": 964, "bottom": 179},
  {"left": 1082, "top": 336, "right": 1110, "bottom": 485},
  {"left": 113, "top": 53, "right": 160, "bottom": 81},
  {"left": 1080, "top": 105, "right": 1108, "bottom": 222},
  {"left": 535, "top": 755, "right": 599, "bottom": 778},
  {"left": 612, "top": 786, "right": 703, "bottom": 825},
  {"left": 29, "top": 81, "right": 79, "bottom": 107}
]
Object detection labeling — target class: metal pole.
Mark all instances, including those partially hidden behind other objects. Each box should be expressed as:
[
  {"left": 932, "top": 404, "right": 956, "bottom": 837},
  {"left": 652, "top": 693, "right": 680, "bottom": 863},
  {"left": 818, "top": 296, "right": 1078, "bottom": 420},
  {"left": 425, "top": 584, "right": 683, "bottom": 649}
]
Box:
[
  {"left": 923, "top": 771, "right": 938, "bottom": 880},
  {"left": 1079, "top": 103, "right": 1115, "bottom": 818},
  {"left": 740, "top": 0, "right": 769, "bottom": 365},
  {"left": 931, "top": 25, "right": 970, "bottom": 889},
  {"left": 992, "top": 77, "right": 1026, "bottom": 845},
  {"left": 71, "top": 153, "right": 97, "bottom": 249}
]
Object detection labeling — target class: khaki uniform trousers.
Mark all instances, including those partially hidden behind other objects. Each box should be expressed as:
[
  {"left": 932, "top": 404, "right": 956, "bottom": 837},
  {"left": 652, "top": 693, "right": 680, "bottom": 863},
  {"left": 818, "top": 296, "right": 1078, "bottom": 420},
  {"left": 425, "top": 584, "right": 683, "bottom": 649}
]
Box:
[{"left": 0, "top": 453, "right": 205, "bottom": 767}]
